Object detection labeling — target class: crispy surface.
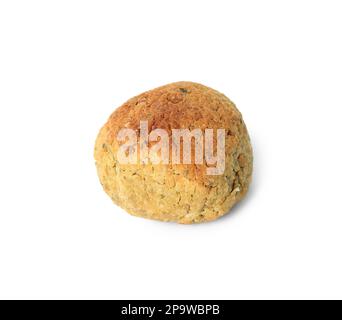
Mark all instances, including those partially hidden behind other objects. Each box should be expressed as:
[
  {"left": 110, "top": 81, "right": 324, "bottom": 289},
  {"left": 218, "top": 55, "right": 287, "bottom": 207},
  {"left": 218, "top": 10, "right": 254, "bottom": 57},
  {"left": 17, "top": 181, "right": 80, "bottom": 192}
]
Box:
[{"left": 94, "top": 81, "right": 253, "bottom": 223}]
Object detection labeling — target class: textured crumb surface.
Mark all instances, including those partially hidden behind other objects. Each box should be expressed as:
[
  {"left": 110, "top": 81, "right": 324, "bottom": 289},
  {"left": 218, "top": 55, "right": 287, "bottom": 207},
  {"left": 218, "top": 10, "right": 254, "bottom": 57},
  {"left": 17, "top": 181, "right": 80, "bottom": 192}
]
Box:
[{"left": 94, "top": 81, "right": 253, "bottom": 223}]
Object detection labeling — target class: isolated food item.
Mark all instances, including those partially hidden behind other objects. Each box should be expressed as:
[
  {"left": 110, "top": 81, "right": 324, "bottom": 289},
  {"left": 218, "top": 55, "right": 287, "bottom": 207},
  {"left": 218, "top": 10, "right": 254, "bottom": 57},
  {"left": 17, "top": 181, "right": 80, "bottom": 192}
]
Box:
[{"left": 94, "top": 82, "right": 253, "bottom": 223}]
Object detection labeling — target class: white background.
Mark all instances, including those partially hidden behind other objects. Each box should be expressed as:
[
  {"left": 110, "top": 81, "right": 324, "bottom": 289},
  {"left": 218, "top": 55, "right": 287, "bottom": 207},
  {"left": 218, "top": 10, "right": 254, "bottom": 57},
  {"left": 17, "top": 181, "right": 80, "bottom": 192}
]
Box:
[{"left": 0, "top": 0, "right": 341, "bottom": 300}]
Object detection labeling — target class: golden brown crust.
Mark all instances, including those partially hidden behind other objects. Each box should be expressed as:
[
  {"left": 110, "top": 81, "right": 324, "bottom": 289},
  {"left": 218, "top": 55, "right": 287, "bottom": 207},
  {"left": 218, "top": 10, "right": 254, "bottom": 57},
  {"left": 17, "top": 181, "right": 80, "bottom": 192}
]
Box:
[{"left": 94, "top": 81, "right": 253, "bottom": 223}]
